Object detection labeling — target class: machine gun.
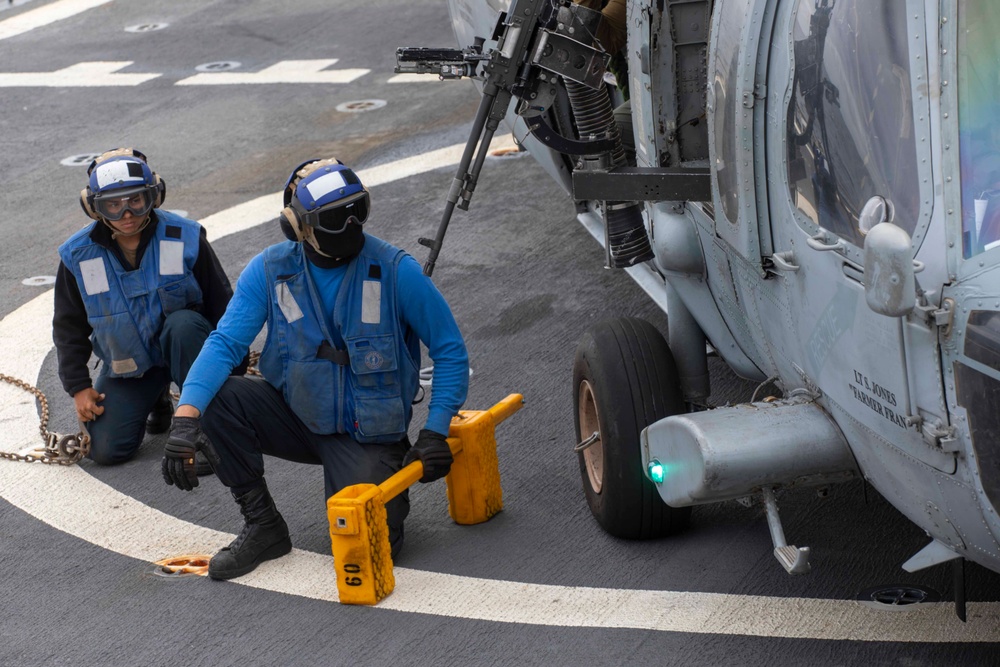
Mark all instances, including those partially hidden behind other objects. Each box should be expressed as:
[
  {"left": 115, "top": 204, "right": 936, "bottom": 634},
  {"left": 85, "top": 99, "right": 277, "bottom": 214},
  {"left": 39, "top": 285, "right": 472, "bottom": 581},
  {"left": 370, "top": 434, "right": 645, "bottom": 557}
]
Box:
[
  {"left": 395, "top": 0, "right": 615, "bottom": 276},
  {"left": 395, "top": 46, "right": 489, "bottom": 80}
]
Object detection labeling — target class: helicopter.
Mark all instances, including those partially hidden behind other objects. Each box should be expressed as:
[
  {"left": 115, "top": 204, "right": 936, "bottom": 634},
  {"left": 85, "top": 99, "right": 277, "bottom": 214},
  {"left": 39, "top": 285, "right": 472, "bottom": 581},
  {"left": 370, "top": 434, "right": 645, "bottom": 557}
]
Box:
[{"left": 396, "top": 0, "right": 1000, "bottom": 620}]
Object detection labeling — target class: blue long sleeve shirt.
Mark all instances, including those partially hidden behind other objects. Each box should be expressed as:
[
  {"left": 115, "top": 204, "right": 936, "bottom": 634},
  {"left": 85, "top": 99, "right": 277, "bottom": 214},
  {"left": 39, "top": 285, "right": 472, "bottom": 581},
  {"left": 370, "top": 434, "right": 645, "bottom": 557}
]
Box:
[{"left": 179, "top": 243, "right": 469, "bottom": 436}]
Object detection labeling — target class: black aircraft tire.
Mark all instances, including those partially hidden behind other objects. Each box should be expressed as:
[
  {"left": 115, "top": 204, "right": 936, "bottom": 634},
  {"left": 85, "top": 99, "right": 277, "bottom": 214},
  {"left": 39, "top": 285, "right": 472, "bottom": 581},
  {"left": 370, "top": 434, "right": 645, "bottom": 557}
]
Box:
[{"left": 573, "top": 317, "right": 692, "bottom": 539}]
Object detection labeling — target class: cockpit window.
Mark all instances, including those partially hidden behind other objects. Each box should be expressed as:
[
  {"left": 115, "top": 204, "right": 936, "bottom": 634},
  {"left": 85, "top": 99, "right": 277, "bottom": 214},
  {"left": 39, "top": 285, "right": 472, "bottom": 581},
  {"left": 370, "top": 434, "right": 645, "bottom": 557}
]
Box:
[
  {"left": 786, "top": 0, "right": 920, "bottom": 248},
  {"left": 958, "top": 3, "right": 1000, "bottom": 258}
]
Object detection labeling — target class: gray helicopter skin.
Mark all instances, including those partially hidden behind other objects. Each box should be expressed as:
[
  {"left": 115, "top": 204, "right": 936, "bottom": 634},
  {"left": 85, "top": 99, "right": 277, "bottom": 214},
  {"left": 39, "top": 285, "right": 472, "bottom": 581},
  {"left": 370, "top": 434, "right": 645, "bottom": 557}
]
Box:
[{"left": 443, "top": 0, "right": 1000, "bottom": 581}]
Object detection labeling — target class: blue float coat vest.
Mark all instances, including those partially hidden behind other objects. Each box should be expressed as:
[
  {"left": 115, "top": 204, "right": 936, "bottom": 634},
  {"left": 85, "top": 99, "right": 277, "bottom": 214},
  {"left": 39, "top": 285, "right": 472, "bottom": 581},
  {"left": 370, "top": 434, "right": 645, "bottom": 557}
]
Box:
[
  {"left": 257, "top": 238, "right": 421, "bottom": 442},
  {"left": 57, "top": 211, "right": 203, "bottom": 378}
]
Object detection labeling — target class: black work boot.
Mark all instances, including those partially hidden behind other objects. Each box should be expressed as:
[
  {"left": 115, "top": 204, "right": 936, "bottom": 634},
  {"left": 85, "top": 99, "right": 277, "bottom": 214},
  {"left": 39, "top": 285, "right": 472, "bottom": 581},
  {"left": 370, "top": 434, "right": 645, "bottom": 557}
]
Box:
[
  {"left": 208, "top": 482, "right": 292, "bottom": 580},
  {"left": 145, "top": 388, "right": 174, "bottom": 434}
]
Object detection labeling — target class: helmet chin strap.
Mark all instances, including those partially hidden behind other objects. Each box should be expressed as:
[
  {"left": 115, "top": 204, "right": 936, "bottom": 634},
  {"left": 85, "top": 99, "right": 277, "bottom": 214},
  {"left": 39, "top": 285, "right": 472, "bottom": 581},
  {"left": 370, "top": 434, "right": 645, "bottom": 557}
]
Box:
[{"left": 102, "top": 214, "right": 151, "bottom": 240}]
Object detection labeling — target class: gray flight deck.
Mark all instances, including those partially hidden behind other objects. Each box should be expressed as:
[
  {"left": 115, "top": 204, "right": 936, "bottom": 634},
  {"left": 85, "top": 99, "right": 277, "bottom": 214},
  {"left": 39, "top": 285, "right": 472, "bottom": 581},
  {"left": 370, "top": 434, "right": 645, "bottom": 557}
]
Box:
[{"left": 1, "top": 1, "right": 999, "bottom": 665}]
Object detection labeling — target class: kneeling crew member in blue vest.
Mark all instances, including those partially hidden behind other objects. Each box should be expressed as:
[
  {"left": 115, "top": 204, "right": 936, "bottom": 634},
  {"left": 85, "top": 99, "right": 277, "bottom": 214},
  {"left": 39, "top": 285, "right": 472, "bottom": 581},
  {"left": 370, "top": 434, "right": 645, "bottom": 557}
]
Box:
[
  {"left": 53, "top": 148, "right": 238, "bottom": 470},
  {"left": 163, "top": 157, "right": 470, "bottom": 580}
]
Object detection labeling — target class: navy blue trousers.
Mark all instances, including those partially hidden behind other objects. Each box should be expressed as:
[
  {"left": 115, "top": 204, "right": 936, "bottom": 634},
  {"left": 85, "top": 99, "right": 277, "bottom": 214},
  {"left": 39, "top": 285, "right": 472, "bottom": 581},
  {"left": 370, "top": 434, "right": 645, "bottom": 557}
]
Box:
[
  {"left": 87, "top": 309, "right": 211, "bottom": 465},
  {"left": 201, "top": 376, "right": 410, "bottom": 552}
]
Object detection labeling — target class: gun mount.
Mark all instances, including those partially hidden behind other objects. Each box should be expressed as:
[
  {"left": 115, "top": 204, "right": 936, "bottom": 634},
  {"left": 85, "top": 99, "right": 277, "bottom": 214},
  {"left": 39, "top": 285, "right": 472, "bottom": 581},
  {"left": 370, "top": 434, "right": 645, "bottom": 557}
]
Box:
[{"left": 396, "top": 0, "right": 627, "bottom": 275}]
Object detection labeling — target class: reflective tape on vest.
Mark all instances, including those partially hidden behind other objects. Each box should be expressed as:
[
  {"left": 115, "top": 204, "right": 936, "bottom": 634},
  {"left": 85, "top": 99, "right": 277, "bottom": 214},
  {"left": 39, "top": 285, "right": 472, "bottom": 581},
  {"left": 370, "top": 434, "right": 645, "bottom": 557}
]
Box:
[
  {"left": 276, "top": 282, "right": 304, "bottom": 323},
  {"left": 79, "top": 257, "right": 110, "bottom": 295},
  {"left": 362, "top": 280, "right": 381, "bottom": 324},
  {"left": 158, "top": 240, "right": 185, "bottom": 276}
]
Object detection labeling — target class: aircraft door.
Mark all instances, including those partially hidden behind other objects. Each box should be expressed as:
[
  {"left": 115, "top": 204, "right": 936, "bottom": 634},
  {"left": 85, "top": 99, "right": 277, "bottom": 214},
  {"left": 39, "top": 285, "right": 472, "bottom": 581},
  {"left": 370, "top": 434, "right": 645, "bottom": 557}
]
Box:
[
  {"left": 697, "top": 0, "right": 786, "bottom": 377},
  {"left": 764, "top": 0, "right": 952, "bottom": 475},
  {"left": 708, "top": 0, "right": 767, "bottom": 263}
]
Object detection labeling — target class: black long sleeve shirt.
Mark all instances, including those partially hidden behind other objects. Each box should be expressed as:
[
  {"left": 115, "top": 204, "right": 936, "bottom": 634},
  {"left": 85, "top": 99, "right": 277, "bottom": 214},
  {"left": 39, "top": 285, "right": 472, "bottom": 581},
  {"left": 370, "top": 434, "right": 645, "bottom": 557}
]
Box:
[{"left": 52, "top": 211, "right": 235, "bottom": 396}]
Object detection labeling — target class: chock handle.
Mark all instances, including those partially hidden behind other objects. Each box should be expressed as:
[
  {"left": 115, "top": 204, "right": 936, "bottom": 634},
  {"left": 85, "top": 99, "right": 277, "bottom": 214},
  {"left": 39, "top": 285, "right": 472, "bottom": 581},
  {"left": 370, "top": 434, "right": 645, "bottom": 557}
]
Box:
[
  {"left": 379, "top": 460, "right": 423, "bottom": 502},
  {"left": 327, "top": 393, "right": 525, "bottom": 605},
  {"left": 487, "top": 393, "right": 525, "bottom": 424},
  {"left": 377, "top": 393, "right": 524, "bottom": 503}
]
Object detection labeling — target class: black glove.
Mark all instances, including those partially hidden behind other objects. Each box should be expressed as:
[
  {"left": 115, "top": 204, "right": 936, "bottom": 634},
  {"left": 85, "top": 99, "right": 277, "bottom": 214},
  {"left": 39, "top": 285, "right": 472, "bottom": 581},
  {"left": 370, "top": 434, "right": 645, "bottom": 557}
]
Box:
[
  {"left": 162, "top": 416, "right": 216, "bottom": 491},
  {"left": 402, "top": 429, "right": 454, "bottom": 483}
]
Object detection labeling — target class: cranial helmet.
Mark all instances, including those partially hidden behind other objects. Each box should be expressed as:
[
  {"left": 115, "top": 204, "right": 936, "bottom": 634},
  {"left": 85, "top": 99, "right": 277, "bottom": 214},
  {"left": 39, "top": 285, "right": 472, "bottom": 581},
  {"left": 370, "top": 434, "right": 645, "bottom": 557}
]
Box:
[
  {"left": 79, "top": 148, "right": 165, "bottom": 222},
  {"left": 278, "top": 158, "right": 370, "bottom": 254}
]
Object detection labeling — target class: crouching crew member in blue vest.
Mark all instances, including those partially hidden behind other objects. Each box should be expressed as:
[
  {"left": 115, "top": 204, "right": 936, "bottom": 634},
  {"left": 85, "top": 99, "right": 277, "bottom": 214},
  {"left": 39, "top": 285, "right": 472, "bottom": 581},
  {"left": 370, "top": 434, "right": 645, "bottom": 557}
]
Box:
[
  {"left": 53, "top": 148, "right": 237, "bottom": 470},
  {"left": 164, "top": 157, "right": 470, "bottom": 580}
]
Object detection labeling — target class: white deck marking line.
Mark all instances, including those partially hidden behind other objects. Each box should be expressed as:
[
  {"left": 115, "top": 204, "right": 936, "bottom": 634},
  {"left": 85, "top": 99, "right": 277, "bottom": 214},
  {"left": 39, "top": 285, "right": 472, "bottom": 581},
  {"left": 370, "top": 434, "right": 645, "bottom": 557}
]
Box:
[
  {"left": 0, "top": 0, "right": 111, "bottom": 42},
  {"left": 175, "top": 60, "right": 369, "bottom": 86},
  {"left": 387, "top": 73, "right": 438, "bottom": 83},
  {"left": 0, "top": 61, "right": 160, "bottom": 87},
  {"left": 199, "top": 140, "right": 516, "bottom": 242},
  {"left": 2, "top": 138, "right": 999, "bottom": 640}
]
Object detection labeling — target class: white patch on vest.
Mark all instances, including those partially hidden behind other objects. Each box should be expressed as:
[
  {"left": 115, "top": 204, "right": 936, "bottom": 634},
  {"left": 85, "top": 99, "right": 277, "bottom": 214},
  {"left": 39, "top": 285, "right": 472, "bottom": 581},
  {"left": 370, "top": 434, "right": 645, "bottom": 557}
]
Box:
[
  {"left": 303, "top": 171, "right": 347, "bottom": 204},
  {"left": 361, "top": 280, "right": 381, "bottom": 324},
  {"left": 112, "top": 358, "right": 138, "bottom": 374},
  {"left": 158, "top": 240, "right": 185, "bottom": 276},
  {"left": 94, "top": 161, "right": 145, "bottom": 189},
  {"left": 79, "top": 257, "right": 110, "bottom": 295},
  {"left": 276, "top": 283, "right": 304, "bottom": 323}
]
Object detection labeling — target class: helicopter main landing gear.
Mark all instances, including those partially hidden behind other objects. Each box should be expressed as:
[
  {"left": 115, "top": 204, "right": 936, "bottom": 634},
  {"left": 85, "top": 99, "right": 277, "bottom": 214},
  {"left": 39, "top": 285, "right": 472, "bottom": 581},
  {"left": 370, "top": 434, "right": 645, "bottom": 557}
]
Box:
[{"left": 572, "top": 317, "right": 691, "bottom": 539}]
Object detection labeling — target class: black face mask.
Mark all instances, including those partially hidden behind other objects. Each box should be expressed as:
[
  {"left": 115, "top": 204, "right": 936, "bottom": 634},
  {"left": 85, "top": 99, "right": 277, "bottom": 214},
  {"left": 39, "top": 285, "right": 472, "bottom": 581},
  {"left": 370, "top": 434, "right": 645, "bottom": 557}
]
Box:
[{"left": 304, "top": 223, "right": 365, "bottom": 268}]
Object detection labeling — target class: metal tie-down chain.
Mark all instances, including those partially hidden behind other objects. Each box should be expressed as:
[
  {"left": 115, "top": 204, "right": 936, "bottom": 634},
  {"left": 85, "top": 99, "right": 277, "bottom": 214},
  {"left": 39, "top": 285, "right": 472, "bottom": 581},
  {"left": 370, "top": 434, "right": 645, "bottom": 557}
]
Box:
[
  {"left": 0, "top": 373, "right": 90, "bottom": 465},
  {"left": 0, "top": 350, "right": 265, "bottom": 466},
  {"left": 247, "top": 350, "right": 261, "bottom": 377}
]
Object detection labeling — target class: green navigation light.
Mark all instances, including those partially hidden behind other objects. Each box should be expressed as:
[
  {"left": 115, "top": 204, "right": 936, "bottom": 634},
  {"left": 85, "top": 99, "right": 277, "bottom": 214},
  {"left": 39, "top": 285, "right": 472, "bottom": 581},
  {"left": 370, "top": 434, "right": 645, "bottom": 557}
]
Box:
[{"left": 648, "top": 460, "right": 665, "bottom": 484}]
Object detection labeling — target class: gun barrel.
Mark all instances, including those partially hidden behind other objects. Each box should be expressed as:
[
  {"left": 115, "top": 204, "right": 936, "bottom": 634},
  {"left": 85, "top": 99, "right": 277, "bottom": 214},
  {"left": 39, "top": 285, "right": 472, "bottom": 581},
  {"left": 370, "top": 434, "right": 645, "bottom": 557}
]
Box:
[
  {"left": 397, "top": 47, "right": 467, "bottom": 62},
  {"left": 395, "top": 47, "right": 481, "bottom": 79}
]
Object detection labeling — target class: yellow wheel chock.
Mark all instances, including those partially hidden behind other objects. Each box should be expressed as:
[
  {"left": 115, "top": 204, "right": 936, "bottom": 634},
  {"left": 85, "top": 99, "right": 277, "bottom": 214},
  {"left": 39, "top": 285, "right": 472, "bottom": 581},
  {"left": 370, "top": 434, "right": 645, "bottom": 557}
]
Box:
[{"left": 327, "top": 393, "right": 524, "bottom": 605}]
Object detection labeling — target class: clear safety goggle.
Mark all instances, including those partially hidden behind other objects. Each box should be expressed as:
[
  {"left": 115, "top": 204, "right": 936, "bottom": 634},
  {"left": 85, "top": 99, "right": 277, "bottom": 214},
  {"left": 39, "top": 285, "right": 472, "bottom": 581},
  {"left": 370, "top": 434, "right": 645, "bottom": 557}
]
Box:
[
  {"left": 301, "top": 191, "right": 370, "bottom": 234},
  {"left": 95, "top": 189, "right": 154, "bottom": 221}
]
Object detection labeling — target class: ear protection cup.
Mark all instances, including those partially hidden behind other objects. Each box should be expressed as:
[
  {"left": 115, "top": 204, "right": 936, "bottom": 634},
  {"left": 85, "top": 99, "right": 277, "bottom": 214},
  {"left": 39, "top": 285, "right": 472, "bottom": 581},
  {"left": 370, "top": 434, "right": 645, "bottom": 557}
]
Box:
[
  {"left": 80, "top": 188, "right": 99, "bottom": 220},
  {"left": 279, "top": 207, "right": 305, "bottom": 242},
  {"left": 152, "top": 173, "right": 166, "bottom": 208}
]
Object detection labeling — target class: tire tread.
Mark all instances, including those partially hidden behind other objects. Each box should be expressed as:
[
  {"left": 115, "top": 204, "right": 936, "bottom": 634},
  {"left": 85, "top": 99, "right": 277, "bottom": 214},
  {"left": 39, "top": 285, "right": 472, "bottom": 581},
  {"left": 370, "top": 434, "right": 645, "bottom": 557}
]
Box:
[{"left": 574, "top": 317, "right": 691, "bottom": 539}]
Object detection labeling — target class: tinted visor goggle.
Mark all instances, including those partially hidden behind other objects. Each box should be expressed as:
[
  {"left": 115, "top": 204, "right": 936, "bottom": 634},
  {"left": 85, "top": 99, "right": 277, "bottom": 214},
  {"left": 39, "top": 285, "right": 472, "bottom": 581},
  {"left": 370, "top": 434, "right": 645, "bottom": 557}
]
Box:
[
  {"left": 95, "top": 188, "right": 154, "bottom": 221},
  {"left": 302, "top": 191, "right": 370, "bottom": 234}
]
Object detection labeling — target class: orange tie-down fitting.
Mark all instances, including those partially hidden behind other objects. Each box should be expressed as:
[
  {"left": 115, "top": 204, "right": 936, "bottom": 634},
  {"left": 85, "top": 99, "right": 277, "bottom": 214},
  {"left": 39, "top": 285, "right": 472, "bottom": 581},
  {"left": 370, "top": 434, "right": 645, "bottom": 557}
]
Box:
[{"left": 327, "top": 393, "right": 524, "bottom": 605}]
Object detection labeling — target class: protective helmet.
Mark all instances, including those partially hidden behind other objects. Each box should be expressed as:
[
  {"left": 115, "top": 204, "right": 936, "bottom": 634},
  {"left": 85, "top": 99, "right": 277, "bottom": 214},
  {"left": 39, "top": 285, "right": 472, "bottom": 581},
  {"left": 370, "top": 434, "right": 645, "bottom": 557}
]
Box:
[
  {"left": 80, "top": 148, "right": 165, "bottom": 222},
  {"left": 279, "top": 158, "right": 370, "bottom": 245}
]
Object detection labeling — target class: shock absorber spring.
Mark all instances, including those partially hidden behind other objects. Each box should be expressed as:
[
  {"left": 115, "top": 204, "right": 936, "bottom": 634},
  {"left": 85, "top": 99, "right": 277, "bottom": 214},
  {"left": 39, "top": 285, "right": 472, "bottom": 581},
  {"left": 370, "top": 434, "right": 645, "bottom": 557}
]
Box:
[{"left": 565, "top": 80, "right": 653, "bottom": 267}]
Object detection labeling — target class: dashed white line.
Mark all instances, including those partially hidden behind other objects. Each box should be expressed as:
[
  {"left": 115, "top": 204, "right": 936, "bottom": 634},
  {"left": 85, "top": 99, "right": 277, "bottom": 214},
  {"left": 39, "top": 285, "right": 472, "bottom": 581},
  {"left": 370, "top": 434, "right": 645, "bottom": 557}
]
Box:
[
  {"left": 0, "top": 60, "right": 371, "bottom": 88},
  {"left": 175, "top": 60, "right": 369, "bottom": 86},
  {"left": 0, "top": 61, "right": 160, "bottom": 87}
]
